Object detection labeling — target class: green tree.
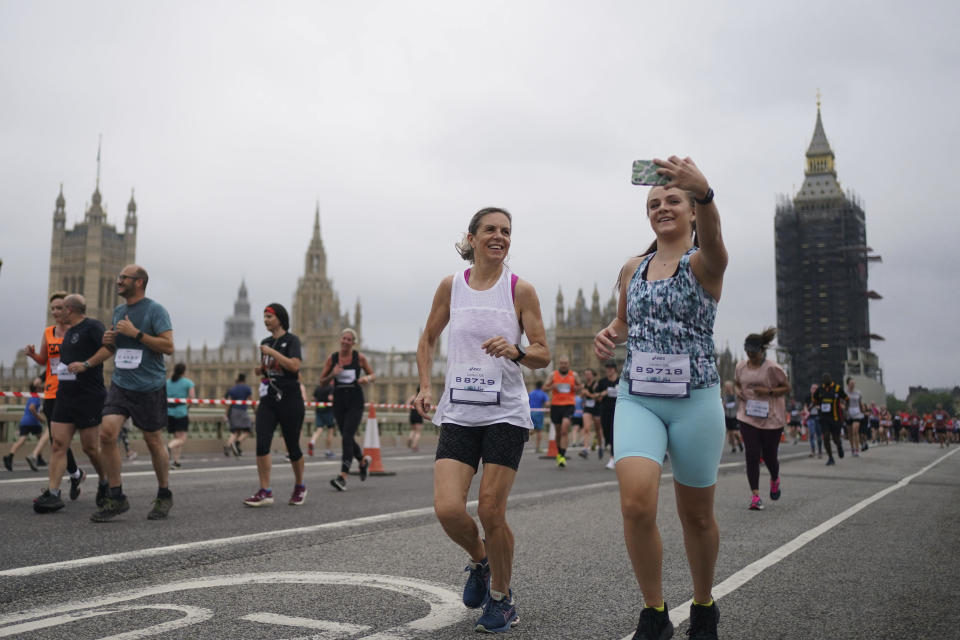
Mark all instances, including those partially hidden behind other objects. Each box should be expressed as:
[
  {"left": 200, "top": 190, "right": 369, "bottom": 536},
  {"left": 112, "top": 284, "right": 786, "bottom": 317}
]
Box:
[
  {"left": 910, "top": 392, "right": 955, "bottom": 415},
  {"left": 885, "top": 394, "right": 907, "bottom": 413}
]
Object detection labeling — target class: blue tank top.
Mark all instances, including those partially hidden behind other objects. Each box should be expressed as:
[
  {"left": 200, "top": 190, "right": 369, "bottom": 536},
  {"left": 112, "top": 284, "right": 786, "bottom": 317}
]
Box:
[{"left": 622, "top": 248, "right": 719, "bottom": 389}]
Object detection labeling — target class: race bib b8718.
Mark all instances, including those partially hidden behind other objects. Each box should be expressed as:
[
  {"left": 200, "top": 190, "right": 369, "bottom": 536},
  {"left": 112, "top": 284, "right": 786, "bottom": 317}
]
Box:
[{"left": 628, "top": 351, "right": 690, "bottom": 398}]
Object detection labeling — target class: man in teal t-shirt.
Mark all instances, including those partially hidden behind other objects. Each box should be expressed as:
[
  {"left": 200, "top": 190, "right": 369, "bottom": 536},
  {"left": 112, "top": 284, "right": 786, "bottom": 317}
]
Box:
[{"left": 93, "top": 264, "right": 176, "bottom": 523}]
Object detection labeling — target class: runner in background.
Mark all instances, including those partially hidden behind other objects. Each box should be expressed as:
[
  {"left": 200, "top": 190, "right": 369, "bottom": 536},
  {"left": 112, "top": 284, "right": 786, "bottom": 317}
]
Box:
[
  {"left": 224, "top": 373, "right": 253, "bottom": 457},
  {"left": 309, "top": 382, "right": 337, "bottom": 458},
  {"left": 543, "top": 357, "right": 581, "bottom": 467},
  {"left": 319, "top": 328, "right": 375, "bottom": 492},
  {"left": 596, "top": 362, "right": 619, "bottom": 469},
  {"left": 24, "top": 292, "right": 84, "bottom": 492},
  {"left": 407, "top": 387, "right": 424, "bottom": 452},
  {"left": 243, "top": 303, "right": 307, "bottom": 507},
  {"left": 933, "top": 403, "right": 952, "bottom": 448},
  {"left": 527, "top": 381, "right": 549, "bottom": 454},
  {"left": 844, "top": 377, "right": 866, "bottom": 456},
  {"left": 734, "top": 328, "right": 790, "bottom": 511},
  {"left": 165, "top": 363, "right": 195, "bottom": 469},
  {"left": 813, "top": 373, "right": 846, "bottom": 466},
  {"left": 722, "top": 381, "right": 743, "bottom": 454},
  {"left": 803, "top": 384, "right": 823, "bottom": 459},
  {"left": 581, "top": 368, "right": 601, "bottom": 456},
  {"left": 4, "top": 379, "right": 45, "bottom": 472}
]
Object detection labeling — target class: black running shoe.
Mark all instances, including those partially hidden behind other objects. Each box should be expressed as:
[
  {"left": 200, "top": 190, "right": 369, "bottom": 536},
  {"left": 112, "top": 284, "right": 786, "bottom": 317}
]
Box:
[
  {"left": 2, "top": 454, "right": 12, "bottom": 471},
  {"left": 95, "top": 483, "right": 109, "bottom": 507},
  {"left": 359, "top": 455, "right": 371, "bottom": 481},
  {"left": 687, "top": 601, "right": 719, "bottom": 639},
  {"left": 90, "top": 496, "right": 130, "bottom": 522},
  {"left": 330, "top": 476, "right": 347, "bottom": 491},
  {"left": 837, "top": 446, "right": 844, "bottom": 459},
  {"left": 69, "top": 468, "right": 86, "bottom": 501},
  {"left": 632, "top": 603, "right": 673, "bottom": 640},
  {"left": 147, "top": 495, "right": 173, "bottom": 520},
  {"left": 825, "top": 457, "right": 836, "bottom": 466},
  {"left": 36, "top": 454, "right": 48, "bottom": 467},
  {"left": 33, "top": 489, "right": 65, "bottom": 514}
]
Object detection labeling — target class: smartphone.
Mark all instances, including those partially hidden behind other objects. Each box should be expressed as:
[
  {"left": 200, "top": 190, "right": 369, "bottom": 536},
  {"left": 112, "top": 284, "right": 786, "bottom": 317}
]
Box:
[{"left": 631, "top": 160, "right": 670, "bottom": 186}]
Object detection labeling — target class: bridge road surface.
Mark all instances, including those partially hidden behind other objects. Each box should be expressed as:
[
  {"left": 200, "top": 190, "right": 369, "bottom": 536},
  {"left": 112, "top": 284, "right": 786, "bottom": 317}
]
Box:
[{"left": 1, "top": 442, "right": 957, "bottom": 639}]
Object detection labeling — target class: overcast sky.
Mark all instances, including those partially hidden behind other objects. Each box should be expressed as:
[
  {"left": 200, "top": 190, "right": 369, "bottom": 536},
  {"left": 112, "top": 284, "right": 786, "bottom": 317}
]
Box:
[{"left": 1, "top": 1, "right": 956, "bottom": 397}]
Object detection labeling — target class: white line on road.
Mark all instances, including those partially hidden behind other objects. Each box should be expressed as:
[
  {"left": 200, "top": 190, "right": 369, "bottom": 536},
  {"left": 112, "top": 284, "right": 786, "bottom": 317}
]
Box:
[
  {"left": 619, "top": 446, "right": 960, "bottom": 637},
  {"left": 0, "top": 457, "right": 770, "bottom": 577}
]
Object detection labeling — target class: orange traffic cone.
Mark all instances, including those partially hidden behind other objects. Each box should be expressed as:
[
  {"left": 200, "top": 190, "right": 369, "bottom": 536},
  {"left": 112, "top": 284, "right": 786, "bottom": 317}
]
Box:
[
  {"left": 540, "top": 422, "right": 559, "bottom": 459},
  {"left": 362, "top": 404, "right": 396, "bottom": 476},
  {"left": 780, "top": 432, "right": 786, "bottom": 443}
]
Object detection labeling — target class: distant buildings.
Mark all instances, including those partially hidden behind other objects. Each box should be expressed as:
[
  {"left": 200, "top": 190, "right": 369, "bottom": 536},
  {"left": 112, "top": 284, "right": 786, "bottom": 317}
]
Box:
[{"left": 774, "top": 102, "right": 884, "bottom": 403}]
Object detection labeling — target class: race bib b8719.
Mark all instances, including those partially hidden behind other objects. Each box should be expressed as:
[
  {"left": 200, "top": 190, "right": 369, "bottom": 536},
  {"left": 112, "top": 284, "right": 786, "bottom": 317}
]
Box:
[{"left": 449, "top": 361, "right": 502, "bottom": 406}]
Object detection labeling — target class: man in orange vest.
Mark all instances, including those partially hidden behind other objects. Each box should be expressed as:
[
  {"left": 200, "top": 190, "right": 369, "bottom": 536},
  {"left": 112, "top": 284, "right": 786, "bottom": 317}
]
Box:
[{"left": 543, "top": 356, "right": 582, "bottom": 467}]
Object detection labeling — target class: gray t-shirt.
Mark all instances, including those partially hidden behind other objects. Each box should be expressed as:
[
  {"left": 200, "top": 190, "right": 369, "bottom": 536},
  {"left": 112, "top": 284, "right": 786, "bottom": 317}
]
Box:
[{"left": 111, "top": 297, "right": 173, "bottom": 392}]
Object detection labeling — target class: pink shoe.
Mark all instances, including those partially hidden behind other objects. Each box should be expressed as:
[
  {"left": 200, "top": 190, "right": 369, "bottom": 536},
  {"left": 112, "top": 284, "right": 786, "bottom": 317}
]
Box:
[
  {"left": 289, "top": 484, "right": 307, "bottom": 506},
  {"left": 243, "top": 488, "right": 274, "bottom": 507},
  {"left": 770, "top": 477, "right": 781, "bottom": 500},
  {"left": 749, "top": 495, "right": 764, "bottom": 510}
]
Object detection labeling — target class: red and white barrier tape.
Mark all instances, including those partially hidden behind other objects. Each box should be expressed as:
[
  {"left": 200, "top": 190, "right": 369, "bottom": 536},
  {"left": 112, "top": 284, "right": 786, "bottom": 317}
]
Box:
[{"left": 1, "top": 391, "right": 550, "bottom": 411}]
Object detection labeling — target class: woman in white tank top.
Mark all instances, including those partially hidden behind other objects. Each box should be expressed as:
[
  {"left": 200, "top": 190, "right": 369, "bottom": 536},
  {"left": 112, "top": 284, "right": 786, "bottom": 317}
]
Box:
[{"left": 415, "top": 207, "right": 550, "bottom": 633}]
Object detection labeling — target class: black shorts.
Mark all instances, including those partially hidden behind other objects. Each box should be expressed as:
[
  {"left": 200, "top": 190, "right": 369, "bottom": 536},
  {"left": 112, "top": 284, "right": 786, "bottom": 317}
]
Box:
[
  {"left": 571, "top": 415, "right": 583, "bottom": 427},
  {"left": 436, "top": 423, "right": 529, "bottom": 472},
  {"left": 42, "top": 398, "right": 56, "bottom": 423},
  {"left": 228, "top": 408, "right": 252, "bottom": 432},
  {"left": 19, "top": 423, "right": 43, "bottom": 437},
  {"left": 167, "top": 415, "right": 189, "bottom": 434},
  {"left": 724, "top": 416, "right": 739, "bottom": 431},
  {"left": 550, "top": 405, "right": 575, "bottom": 425},
  {"left": 584, "top": 404, "right": 601, "bottom": 417},
  {"left": 315, "top": 408, "right": 336, "bottom": 428},
  {"left": 52, "top": 392, "right": 105, "bottom": 430},
  {"left": 102, "top": 383, "right": 167, "bottom": 432}
]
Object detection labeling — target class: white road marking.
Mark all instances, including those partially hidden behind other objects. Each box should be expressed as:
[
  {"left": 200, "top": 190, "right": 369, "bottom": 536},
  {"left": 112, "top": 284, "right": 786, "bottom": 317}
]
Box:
[
  {"left": 0, "top": 603, "right": 213, "bottom": 639},
  {"left": 619, "top": 447, "right": 960, "bottom": 638},
  {"left": 0, "top": 572, "right": 470, "bottom": 638},
  {"left": 0, "top": 459, "right": 764, "bottom": 578},
  {"left": 241, "top": 612, "right": 370, "bottom": 638}
]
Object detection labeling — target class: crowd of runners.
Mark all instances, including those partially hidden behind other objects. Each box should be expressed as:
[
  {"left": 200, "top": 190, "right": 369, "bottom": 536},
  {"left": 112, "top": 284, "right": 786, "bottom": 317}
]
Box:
[{"left": 3, "top": 156, "right": 954, "bottom": 639}]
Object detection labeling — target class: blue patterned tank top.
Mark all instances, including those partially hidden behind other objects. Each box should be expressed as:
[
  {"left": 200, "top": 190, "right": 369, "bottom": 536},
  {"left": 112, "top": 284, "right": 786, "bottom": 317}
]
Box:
[{"left": 621, "top": 248, "right": 719, "bottom": 389}]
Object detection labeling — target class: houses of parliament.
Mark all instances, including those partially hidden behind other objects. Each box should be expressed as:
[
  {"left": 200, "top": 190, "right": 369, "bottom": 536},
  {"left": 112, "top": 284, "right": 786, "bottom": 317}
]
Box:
[{"left": 1, "top": 175, "right": 631, "bottom": 404}]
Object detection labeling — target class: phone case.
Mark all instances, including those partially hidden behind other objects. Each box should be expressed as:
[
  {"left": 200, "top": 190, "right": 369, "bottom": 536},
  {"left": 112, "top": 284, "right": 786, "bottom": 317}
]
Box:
[{"left": 631, "top": 160, "right": 670, "bottom": 186}]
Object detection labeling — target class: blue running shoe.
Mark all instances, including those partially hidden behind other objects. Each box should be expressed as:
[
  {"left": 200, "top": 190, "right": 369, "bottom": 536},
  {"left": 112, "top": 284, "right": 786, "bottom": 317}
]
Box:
[
  {"left": 475, "top": 589, "right": 518, "bottom": 633},
  {"left": 463, "top": 558, "right": 490, "bottom": 608}
]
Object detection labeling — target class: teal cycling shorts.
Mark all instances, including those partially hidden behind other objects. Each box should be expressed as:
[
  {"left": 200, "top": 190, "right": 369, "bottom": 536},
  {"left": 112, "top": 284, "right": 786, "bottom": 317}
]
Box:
[{"left": 613, "top": 380, "right": 725, "bottom": 488}]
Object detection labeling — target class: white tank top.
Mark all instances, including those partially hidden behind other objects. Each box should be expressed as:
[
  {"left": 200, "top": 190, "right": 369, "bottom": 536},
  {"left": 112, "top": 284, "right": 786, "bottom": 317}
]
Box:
[
  {"left": 432, "top": 267, "right": 532, "bottom": 429},
  {"left": 847, "top": 390, "right": 864, "bottom": 419}
]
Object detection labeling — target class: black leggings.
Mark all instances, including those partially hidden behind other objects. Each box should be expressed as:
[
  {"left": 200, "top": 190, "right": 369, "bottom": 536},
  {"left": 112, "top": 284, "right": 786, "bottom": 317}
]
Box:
[
  {"left": 821, "top": 419, "right": 844, "bottom": 458},
  {"left": 600, "top": 406, "right": 615, "bottom": 452},
  {"left": 738, "top": 421, "right": 782, "bottom": 491},
  {"left": 43, "top": 399, "right": 77, "bottom": 474},
  {"left": 334, "top": 401, "right": 365, "bottom": 474},
  {"left": 255, "top": 396, "right": 305, "bottom": 461}
]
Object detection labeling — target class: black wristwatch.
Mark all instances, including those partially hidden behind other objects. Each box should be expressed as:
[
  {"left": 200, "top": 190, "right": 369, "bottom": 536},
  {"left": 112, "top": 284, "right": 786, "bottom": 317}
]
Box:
[
  {"left": 694, "top": 188, "right": 714, "bottom": 205},
  {"left": 135, "top": 331, "right": 144, "bottom": 342},
  {"left": 511, "top": 344, "right": 526, "bottom": 364}
]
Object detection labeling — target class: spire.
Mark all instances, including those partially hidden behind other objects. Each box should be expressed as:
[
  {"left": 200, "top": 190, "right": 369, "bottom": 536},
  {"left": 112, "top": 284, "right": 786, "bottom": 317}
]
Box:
[
  {"left": 95, "top": 134, "right": 102, "bottom": 191},
  {"left": 794, "top": 95, "right": 843, "bottom": 203},
  {"left": 304, "top": 203, "right": 327, "bottom": 277},
  {"left": 806, "top": 96, "right": 833, "bottom": 158},
  {"left": 127, "top": 188, "right": 137, "bottom": 214},
  {"left": 53, "top": 183, "right": 66, "bottom": 230}
]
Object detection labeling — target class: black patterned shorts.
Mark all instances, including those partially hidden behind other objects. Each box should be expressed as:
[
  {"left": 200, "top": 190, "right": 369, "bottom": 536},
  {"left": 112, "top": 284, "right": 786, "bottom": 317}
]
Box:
[{"left": 436, "top": 423, "right": 529, "bottom": 472}]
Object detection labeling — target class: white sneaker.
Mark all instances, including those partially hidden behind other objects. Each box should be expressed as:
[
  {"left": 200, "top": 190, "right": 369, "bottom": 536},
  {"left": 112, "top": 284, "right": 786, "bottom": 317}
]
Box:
[{"left": 605, "top": 458, "right": 615, "bottom": 470}]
